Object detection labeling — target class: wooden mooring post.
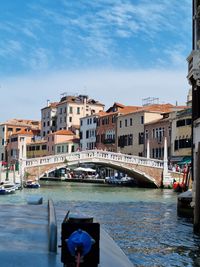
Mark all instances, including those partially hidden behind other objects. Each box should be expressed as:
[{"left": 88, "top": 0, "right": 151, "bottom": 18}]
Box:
[{"left": 194, "top": 143, "right": 200, "bottom": 234}]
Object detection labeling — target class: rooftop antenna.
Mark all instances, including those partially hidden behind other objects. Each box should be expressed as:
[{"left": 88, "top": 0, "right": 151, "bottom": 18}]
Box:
[
  {"left": 142, "top": 97, "right": 159, "bottom": 106},
  {"left": 60, "top": 92, "right": 67, "bottom": 98}
]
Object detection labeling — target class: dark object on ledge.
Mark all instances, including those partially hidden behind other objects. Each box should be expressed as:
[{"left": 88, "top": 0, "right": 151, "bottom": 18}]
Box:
[
  {"left": 61, "top": 212, "right": 100, "bottom": 267},
  {"left": 177, "top": 190, "right": 193, "bottom": 218}
]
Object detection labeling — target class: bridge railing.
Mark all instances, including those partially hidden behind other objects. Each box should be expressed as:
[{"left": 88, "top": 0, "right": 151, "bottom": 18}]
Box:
[{"left": 23, "top": 149, "right": 163, "bottom": 169}]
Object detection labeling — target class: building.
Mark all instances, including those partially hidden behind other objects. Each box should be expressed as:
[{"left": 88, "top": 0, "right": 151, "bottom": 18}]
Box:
[
  {"left": 26, "top": 140, "right": 47, "bottom": 158},
  {"left": 96, "top": 103, "right": 140, "bottom": 152},
  {"left": 117, "top": 104, "right": 185, "bottom": 157},
  {"left": 41, "top": 102, "right": 58, "bottom": 137},
  {"left": 0, "top": 119, "right": 41, "bottom": 162},
  {"left": 144, "top": 113, "right": 171, "bottom": 159},
  {"left": 117, "top": 109, "right": 162, "bottom": 156},
  {"left": 46, "top": 130, "right": 79, "bottom": 155},
  {"left": 7, "top": 128, "right": 40, "bottom": 164},
  {"left": 170, "top": 108, "right": 192, "bottom": 162},
  {"left": 41, "top": 94, "right": 104, "bottom": 138},
  {"left": 80, "top": 113, "right": 103, "bottom": 150}
]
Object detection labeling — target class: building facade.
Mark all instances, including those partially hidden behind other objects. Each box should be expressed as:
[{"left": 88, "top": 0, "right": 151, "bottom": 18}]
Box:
[
  {"left": 117, "top": 110, "right": 162, "bottom": 156},
  {"left": 80, "top": 114, "right": 100, "bottom": 150},
  {"left": 95, "top": 103, "right": 140, "bottom": 152},
  {"left": 41, "top": 95, "right": 104, "bottom": 138},
  {"left": 46, "top": 130, "right": 79, "bottom": 155},
  {"left": 41, "top": 102, "right": 58, "bottom": 137},
  {"left": 26, "top": 140, "right": 47, "bottom": 158},
  {"left": 170, "top": 108, "right": 192, "bottom": 159},
  {"left": 0, "top": 119, "right": 40, "bottom": 162},
  {"left": 144, "top": 113, "right": 171, "bottom": 159}
]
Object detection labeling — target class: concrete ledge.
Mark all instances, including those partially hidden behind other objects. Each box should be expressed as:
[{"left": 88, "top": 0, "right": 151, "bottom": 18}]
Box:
[{"left": 48, "top": 199, "right": 57, "bottom": 253}]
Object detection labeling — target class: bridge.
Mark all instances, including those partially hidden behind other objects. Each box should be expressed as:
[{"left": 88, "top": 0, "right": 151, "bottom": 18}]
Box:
[{"left": 19, "top": 150, "right": 180, "bottom": 188}]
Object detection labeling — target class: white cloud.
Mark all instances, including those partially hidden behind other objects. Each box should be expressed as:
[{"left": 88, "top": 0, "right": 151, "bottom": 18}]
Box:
[{"left": 0, "top": 68, "right": 189, "bottom": 122}]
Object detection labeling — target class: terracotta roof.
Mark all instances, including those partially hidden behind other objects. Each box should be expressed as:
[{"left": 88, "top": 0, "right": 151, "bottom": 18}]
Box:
[
  {"left": 100, "top": 106, "right": 141, "bottom": 118},
  {"left": 27, "top": 140, "right": 47, "bottom": 145},
  {"left": 52, "top": 130, "right": 74, "bottom": 136},
  {"left": 56, "top": 138, "right": 80, "bottom": 144},
  {"left": 0, "top": 119, "right": 41, "bottom": 129},
  {"left": 12, "top": 129, "right": 35, "bottom": 136},
  {"left": 41, "top": 102, "right": 58, "bottom": 110}
]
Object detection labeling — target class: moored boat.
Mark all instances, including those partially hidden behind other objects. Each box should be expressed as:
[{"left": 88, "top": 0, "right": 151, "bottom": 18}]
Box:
[
  {"left": 24, "top": 180, "right": 40, "bottom": 189},
  {"left": 0, "top": 183, "right": 16, "bottom": 195}
]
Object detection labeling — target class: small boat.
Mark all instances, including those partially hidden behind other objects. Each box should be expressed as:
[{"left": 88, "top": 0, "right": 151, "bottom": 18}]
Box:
[
  {"left": 105, "top": 176, "right": 136, "bottom": 186},
  {"left": 24, "top": 180, "right": 40, "bottom": 189},
  {"left": 173, "top": 181, "right": 187, "bottom": 193},
  {"left": 0, "top": 183, "right": 16, "bottom": 195}
]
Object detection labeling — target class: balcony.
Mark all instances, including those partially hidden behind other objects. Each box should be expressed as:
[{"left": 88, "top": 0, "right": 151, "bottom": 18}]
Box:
[{"left": 103, "top": 138, "right": 115, "bottom": 144}]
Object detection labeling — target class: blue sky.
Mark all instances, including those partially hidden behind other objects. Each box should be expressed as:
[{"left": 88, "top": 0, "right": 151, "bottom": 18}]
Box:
[{"left": 0, "top": 0, "right": 192, "bottom": 121}]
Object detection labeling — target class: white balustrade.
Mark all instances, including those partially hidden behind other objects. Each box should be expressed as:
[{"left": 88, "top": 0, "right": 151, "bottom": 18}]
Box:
[{"left": 23, "top": 149, "right": 164, "bottom": 170}]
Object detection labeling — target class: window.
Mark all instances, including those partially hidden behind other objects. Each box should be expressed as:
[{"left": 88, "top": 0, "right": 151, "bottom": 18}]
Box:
[
  {"left": 125, "top": 119, "right": 127, "bottom": 127},
  {"left": 130, "top": 118, "right": 132, "bottom": 126},
  {"left": 69, "top": 107, "right": 73, "bottom": 114},
  {"left": 69, "top": 117, "right": 72, "bottom": 122},
  {"left": 176, "top": 120, "right": 185, "bottom": 127},
  {"left": 77, "top": 107, "right": 80, "bottom": 114},
  {"left": 138, "top": 132, "right": 144, "bottom": 144},
  {"left": 186, "top": 118, "right": 192, "bottom": 125},
  {"left": 120, "top": 121, "right": 122, "bottom": 128},
  {"left": 141, "top": 116, "right": 144, "bottom": 124}
]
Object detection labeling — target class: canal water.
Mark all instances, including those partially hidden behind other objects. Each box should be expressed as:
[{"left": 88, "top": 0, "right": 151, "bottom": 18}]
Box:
[{"left": 0, "top": 182, "right": 200, "bottom": 267}]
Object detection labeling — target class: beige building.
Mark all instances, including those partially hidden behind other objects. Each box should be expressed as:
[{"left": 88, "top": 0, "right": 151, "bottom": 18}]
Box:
[
  {"left": 41, "top": 95, "right": 104, "bottom": 138},
  {"left": 116, "top": 104, "right": 184, "bottom": 157},
  {"left": 171, "top": 108, "right": 192, "bottom": 159},
  {"left": 144, "top": 113, "right": 171, "bottom": 159},
  {"left": 117, "top": 110, "right": 162, "bottom": 156},
  {"left": 0, "top": 119, "right": 40, "bottom": 162},
  {"left": 7, "top": 128, "right": 40, "bottom": 164},
  {"left": 55, "top": 140, "right": 79, "bottom": 155},
  {"left": 26, "top": 140, "right": 47, "bottom": 158}
]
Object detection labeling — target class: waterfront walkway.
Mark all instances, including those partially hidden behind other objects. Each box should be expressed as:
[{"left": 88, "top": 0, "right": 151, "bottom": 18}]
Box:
[{"left": 0, "top": 201, "right": 133, "bottom": 267}]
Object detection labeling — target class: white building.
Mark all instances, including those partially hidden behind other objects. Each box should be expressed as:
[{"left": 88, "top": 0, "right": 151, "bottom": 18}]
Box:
[
  {"left": 80, "top": 114, "right": 99, "bottom": 150},
  {"left": 41, "top": 95, "right": 104, "bottom": 137},
  {"left": 41, "top": 102, "right": 58, "bottom": 137}
]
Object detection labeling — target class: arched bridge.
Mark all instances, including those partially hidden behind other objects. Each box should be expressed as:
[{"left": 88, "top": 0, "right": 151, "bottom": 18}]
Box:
[{"left": 20, "top": 150, "right": 178, "bottom": 188}]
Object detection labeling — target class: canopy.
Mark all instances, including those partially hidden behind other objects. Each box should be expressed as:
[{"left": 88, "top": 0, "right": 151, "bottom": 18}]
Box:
[{"left": 74, "top": 167, "right": 96, "bottom": 172}]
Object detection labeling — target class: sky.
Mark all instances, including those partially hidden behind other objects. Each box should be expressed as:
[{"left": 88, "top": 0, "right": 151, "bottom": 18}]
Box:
[{"left": 0, "top": 0, "right": 192, "bottom": 122}]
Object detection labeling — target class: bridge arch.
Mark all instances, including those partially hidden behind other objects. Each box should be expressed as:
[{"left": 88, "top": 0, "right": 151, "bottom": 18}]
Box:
[{"left": 22, "top": 150, "right": 167, "bottom": 187}]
